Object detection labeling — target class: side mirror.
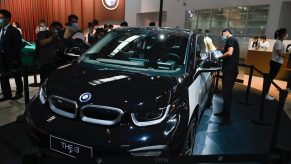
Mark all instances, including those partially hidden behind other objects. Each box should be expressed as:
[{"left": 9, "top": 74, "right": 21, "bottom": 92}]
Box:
[{"left": 64, "top": 47, "right": 82, "bottom": 57}]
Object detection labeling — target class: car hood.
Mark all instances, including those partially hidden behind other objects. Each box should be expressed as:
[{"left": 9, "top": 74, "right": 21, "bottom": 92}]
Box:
[{"left": 45, "top": 64, "right": 178, "bottom": 112}]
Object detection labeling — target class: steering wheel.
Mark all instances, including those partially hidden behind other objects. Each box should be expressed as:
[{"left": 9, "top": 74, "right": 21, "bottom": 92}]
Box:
[{"left": 161, "top": 53, "right": 182, "bottom": 64}]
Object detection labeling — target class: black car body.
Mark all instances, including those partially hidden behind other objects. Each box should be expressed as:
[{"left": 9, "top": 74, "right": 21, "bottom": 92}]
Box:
[{"left": 25, "top": 27, "right": 220, "bottom": 158}]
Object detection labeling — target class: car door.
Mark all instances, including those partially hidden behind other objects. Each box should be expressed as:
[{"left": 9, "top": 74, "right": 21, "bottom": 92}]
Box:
[{"left": 187, "top": 34, "right": 214, "bottom": 123}]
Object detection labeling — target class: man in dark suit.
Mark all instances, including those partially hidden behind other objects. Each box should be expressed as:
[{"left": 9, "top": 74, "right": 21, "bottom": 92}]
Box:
[{"left": 0, "top": 9, "right": 23, "bottom": 101}]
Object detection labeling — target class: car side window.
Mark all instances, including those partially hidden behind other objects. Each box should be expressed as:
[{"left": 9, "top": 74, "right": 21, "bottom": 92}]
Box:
[
  {"left": 187, "top": 37, "right": 195, "bottom": 73},
  {"left": 195, "top": 34, "right": 206, "bottom": 68},
  {"left": 194, "top": 34, "right": 223, "bottom": 68}
]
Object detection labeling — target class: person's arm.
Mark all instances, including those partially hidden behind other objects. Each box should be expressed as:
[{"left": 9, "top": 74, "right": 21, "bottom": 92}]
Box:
[
  {"left": 39, "top": 32, "right": 58, "bottom": 46},
  {"left": 10, "top": 28, "right": 22, "bottom": 64},
  {"left": 35, "top": 26, "right": 39, "bottom": 34},
  {"left": 218, "top": 47, "right": 233, "bottom": 58},
  {"left": 63, "top": 27, "right": 72, "bottom": 39}
]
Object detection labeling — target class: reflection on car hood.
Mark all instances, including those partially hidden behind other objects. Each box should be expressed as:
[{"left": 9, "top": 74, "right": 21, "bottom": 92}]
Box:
[{"left": 46, "top": 64, "right": 177, "bottom": 112}]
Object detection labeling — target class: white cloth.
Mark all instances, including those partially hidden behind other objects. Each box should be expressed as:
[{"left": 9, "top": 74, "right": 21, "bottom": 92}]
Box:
[
  {"left": 259, "top": 41, "right": 269, "bottom": 49},
  {"left": 213, "top": 50, "right": 223, "bottom": 58},
  {"left": 272, "top": 40, "right": 285, "bottom": 64},
  {"left": 35, "top": 26, "right": 49, "bottom": 34},
  {"left": 72, "top": 32, "right": 85, "bottom": 42}
]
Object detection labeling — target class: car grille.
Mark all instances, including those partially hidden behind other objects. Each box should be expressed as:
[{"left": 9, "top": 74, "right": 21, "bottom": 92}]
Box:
[
  {"left": 48, "top": 95, "right": 78, "bottom": 119},
  {"left": 80, "top": 105, "right": 124, "bottom": 126}
]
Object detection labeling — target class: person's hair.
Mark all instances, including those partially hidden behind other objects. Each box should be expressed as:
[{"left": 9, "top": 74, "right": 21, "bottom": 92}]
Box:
[
  {"left": 50, "top": 21, "right": 63, "bottom": 29},
  {"left": 120, "top": 21, "right": 128, "bottom": 27},
  {"left": 274, "top": 28, "right": 287, "bottom": 39},
  {"left": 88, "top": 22, "right": 94, "bottom": 28},
  {"left": 96, "top": 27, "right": 105, "bottom": 33},
  {"left": 109, "top": 24, "right": 114, "bottom": 29},
  {"left": 68, "top": 14, "right": 78, "bottom": 22},
  {"left": 254, "top": 36, "right": 258, "bottom": 39},
  {"left": 149, "top": 22, "right": 156, "bottom": 26},
  {"left": 0, "top": 9, "right": 12, "bottom": 20},
  {"left": 222, "top": 28, "right": 232, "bottom": 34},
  {"left": 104, "top": 24, "right": 108, "bottom": 29},
  {"left": 92, "top": 19, "right": 99, "bottom": 26},
  {"left": 40, "top": 19, "right": 45, "bottom": 23}
]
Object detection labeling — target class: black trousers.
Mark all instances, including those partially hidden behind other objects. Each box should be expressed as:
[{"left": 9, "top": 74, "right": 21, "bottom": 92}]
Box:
[
  {"left": 266, "top": 60, "right": 282, "bottom": 94},
  {"left": 0, "top": 69, "right": 23, "bottom": 98},
  {"left": 40, "top": 64, "right": 57, "bottom": 84},
  {"left": 222, "top": 71, "right": 238, "bottom": 115}
]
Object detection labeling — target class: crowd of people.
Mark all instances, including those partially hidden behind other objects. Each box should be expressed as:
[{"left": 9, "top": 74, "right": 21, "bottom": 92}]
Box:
[
  {"left": 0, "top": 9, "right": 131, "bottom": 102},
  {"left": 250, "top": 35, "right": 270, "bottom": 50}
]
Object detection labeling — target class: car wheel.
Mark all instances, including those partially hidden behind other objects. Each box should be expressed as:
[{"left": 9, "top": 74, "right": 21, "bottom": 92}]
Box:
[{"left": 181, "top": 113, "right": 197, "bottom": 156}]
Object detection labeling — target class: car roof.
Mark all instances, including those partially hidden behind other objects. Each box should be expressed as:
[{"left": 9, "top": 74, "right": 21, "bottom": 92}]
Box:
[{"left": 112, "top": 26, "right": 194, "bottom": 35}]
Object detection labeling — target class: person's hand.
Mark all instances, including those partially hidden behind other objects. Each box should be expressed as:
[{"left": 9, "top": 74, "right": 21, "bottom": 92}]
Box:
[{"left": 214, "top": 50, "right": 223, "bottom": 59}]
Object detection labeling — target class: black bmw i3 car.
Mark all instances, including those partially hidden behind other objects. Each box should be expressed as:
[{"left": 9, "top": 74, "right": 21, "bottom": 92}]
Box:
[{"left": 25, "top": 27, "right": 221, "bottom": 158}]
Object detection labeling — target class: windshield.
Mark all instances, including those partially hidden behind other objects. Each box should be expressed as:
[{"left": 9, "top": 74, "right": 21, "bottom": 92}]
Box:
[{"left": 81, "top": 28, "right": 190, "bottom": 74}]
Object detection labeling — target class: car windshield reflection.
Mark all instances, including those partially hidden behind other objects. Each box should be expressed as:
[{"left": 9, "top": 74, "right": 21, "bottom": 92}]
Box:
[{"left": 81, "top": 28, "right": 190, "bottom": 73}]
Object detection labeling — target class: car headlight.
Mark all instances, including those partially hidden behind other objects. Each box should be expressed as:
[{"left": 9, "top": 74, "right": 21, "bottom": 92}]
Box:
[
  {"left": 131, "top": 105, "right": 171, "bottom": 127},
  {"left": 39, "top": 86, "right": 47, "bottom": 104}
]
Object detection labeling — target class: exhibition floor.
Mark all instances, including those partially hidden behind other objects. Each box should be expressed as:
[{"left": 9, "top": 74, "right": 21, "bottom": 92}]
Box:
[{"left": 0, "top": 75, "right": 290, "bottom": 163}]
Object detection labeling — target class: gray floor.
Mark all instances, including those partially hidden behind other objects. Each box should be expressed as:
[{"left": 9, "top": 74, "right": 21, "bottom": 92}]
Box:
[{"left": 0, "top": 76, "right": 39, "bottom": 126}]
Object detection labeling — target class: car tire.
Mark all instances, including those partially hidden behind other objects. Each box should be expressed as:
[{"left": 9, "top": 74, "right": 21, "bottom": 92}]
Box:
[{"left": 181, "top": 110, "right": 198, "bottom": 156}]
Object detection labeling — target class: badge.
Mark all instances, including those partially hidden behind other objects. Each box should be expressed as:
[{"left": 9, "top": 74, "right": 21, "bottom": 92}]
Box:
[
  {"left": 102, "top": 0, "right": 119, "bottom": 10},
  {"left": 79, "top": 92, "right": 92, "bottom": 103}
]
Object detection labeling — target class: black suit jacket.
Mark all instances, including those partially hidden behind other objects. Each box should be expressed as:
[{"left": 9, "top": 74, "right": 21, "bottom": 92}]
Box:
[{"left": 1, "top": 25, "right": 22, "bottom": 68}]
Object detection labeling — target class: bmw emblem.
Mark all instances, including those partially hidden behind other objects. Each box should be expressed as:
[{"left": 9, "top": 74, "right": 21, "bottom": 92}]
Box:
[{"left": 79, "top": 92, "right": 92, "bottom": 103}]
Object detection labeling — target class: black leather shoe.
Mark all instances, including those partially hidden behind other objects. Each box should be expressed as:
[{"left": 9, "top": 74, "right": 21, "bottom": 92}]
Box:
[
  {"left": 11, "top": 94, "right": 23, "bottom": 100},
  {"left": 0, "top": 96, "right": 12, "bottom": 102}
]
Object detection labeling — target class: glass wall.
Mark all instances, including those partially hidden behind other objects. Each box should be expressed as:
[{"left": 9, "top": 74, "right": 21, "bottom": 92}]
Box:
[{"left": 185, "top": 5, "right": 269, "bottom": 36}]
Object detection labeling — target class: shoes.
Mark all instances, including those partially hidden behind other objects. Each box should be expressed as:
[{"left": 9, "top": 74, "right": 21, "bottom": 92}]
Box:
[
  {"left": 265, "top": 94, "right": 275, "bottom": 100},
  {"left": 0, "top": 96, "right": 12, "bottom": 102},
  {"left": 11, "top": 94, "right": 23, "bottom": 100}
]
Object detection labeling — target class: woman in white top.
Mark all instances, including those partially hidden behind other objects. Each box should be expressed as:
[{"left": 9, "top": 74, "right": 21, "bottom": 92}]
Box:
[
  {"left": 259, "top": 35, "right": 269, "bottom": 50},
  {"left": 265, "top": 28, "right": 288, "bottom": 100},
  {"left": 35, "top": 19, "right": 49, "bottom": 35}
]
